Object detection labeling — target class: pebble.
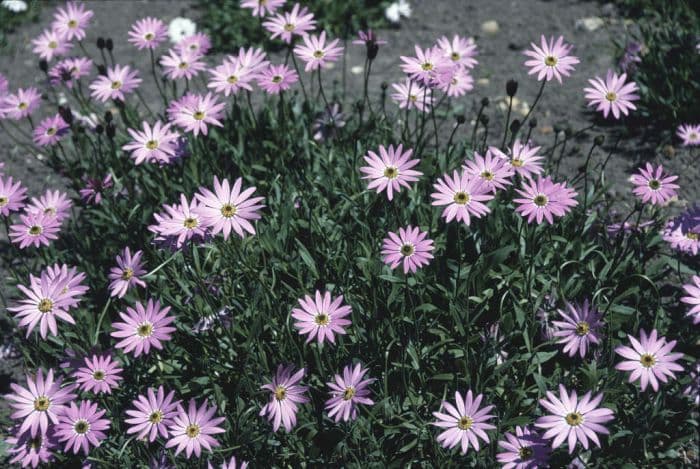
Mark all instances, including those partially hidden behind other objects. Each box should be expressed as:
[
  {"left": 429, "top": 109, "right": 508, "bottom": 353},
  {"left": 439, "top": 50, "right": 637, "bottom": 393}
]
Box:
[
  {"left": 662, "top": 145, "right": 675, "bottom": 158},
  {"left": 477, "top": 78, "right": 489, "bottom": 86},
  {"left": 540, "top": 126, "right": 554, "bottom": 135},
  {"left": 575, "top": 17, "right": 604, "bottom": 31},
  {"left": 350, "top": 66, "right": 364, "bottom": 75},
  {"left": 481, "top": 20, "right": 499, "bottom": 35}
]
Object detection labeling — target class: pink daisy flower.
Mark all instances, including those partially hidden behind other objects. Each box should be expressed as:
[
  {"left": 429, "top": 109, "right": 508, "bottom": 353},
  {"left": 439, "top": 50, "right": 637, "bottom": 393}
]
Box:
[
  {"left": 26, "top": 189, "right": 72, "bottom": 221},
  {"left": 0, "top": 87, "right": 41, "bottom": 120},
  {"left": 196, "top": 176, "right": 265, "bottom": 239},
  {"left": 259, "top": 364, "right": 310, "bottom": 432},
  {"left": 325, "top": 363, "right": 375, "bottom": 422},
  {"left": 496, "top": 425, "right": 550, "bottom": 469},
  {"left": 437, "top": 67, "right": 474, "bottom": 97},
  {"left": 391, "top": 79, "right": 433, "bottom": 112},
  {"left": 40, "top": 263, "right": 88, "bottom": 309},
  {"left": 234, "top": 46, "right": 270, "bottom": 74},
  {"left": 681, "top": 275, "right": 700, "bottom": 325},
  {"left": 291, "top": 290, "right": 352, "bottom": 345},
  {"left": 663, "top": 206, "right": 700, "bottom": 256},
  {"left": 89, "top": 64, "right": 142, "bottom": 102},
  {"left": 535, "top": 384, "right": 614, "bottom": 454},
  {"left": 123, "top": 120, "right": 180, "bottom": 165},
  {"left": 168, "top": 92, "right": 225, "bottom": 136},
  {"left": 241, "top": 0, "right": 285, "bottom": 17},
  {"left": 552, "top": 299, "right": 603, "bottom": 358},
  {"left": 0, "top": 175, "right": 28, "bottom": 215},
  {"left": 54, "top": 400, "right": 110, "bottom": 455},
  {"left": 31, "top": 29, "right": 72, "bottom": 61},
  {"left": 111, "top": 299, "right": 176, "bottom": 357},
  {"left": 175, "top": 32, "right": 212, "bottom": 56},
  {"left": 630, "top": 163, "right": 679, "bottom": 205},
  {"left": 9, "top": 212, "right": 61, "bottom": 249},
  {"left": 359, "top": 144, "right": 422, "bottom": 201},
  {"left": 128, "top": 17, "right": 168, "bottom": 50},
  {"left": 108, "top": 247, "right": 147, "bottom": 298},
  {"left": 431, "top": 390, "right": 496, "bottom": 455},
  {"left": 263, "top": 3, "right": 317, "bottom": 44},
  {"left": 52, "top": 1, "right": 94, "bottom": 41},
  {"left": 498, "top": 141, "right": 544, "bottom": 178},
  {"left": 165, "top": 399, "right": 226, "bottom": 458},
  {"left": 293, "top": 31, "right": 343, "bottom": 72},
  {"left": 48, "top": 57, "right": 93, "bottom": 88},
  {"left": 257, "top": 64, "right": 299, "bottom": 94},
  {"left": 463, "top": 150, "right": 514, "bottom": 192},
  {"left": 79, "top": 173, "right": 112, "bottom": 205},
  {"left": 149, "top": 194, "right": 207, "bottom": 248},
  {"left": 33, "top": 114, "right": 69, "bottom": 147},
  {"left": 523, "top": 35, "right": 580, "bottom": 83},
  {"left": 207, "top": 58, "right": 257, "bottom": 96},
  {"left": 677, "top": 124, "right": 700, "bottom": 146},
  {"left": 6, "top": 426, "right": 58, "bottom": 468},
  {"left": 160, "top": 48, "right": 206, "bottom": 81},
  {"left": 584, "top": 70, "right": 639, "bottom": 119},
  {"left": 615, "top": 329, "right": 684, "bottom": 392},
  {"left": 381, "top": 225, "right": 434, "bottom": 274},
  {"left": 514, "top": 176, "right": 579, "bottom": 225},
  {"left": 7, "top": 368, "right": 77, "bottom": 437},
  {"left": 431, "top": 170, "right": 494, "bottom": 225},
  {"left": 400, "top": 45, "right": 454, "bottom": 86},
  {"left": 436, "top": 34, "right": 478, "bottom": 69},
  {"left": 125, "top": 386, "right": 179, "bottom": 442},
  {"left": 74, "top": 353, "right": 123, "bottom": 395}
]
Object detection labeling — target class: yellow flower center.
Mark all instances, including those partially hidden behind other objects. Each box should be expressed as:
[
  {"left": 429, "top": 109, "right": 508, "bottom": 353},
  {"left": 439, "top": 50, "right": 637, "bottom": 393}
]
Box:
[
  {"left": 689, "top": 132, "right": 698, "bottom": 140},
  {"left": 575, "top": 321, "right": 590, "bottom": 336},
  {"left": 92, "top": 369, "right": 106, "bottom": 381},
  {"left": 0, "top": 196, "right": 8, "bottom": 206},
  {"left": 146, "top": 140, "right": 158, "bottom": 150},
  {"left": 453, "top": 191, "right": 470, "bottom": 205},
  {"left": 28, "top": 436, "right": 43, "bottom": 450},
  {"left": 450, "top": 52, "right": 460, "bottom": 61},
  {"left": 511, "top": 158, "right": 523, "bottom": 167},
  {"left": 144, "top": 32, "right": 155, "bottom": 41},
  {"left": 272, "top": 75, "right": 283, "bottom": 83},
  {"left": 421, "top": 62, "right": 434, "bottom": 71},
  {"left": 111, "top": 81, "right": 122, "bottom": 90},
  {"left": 73, "top": 419, "right": 89, "bottom": 434},
  {"left": 647, "top": 179, "right": 661, "bottom": 190},
  {"left": 686, "top": 232, "right": 699, "bottom": 241},
  {"left": 227, "top": 75, "right": 238, "bottom": 84},
  {"left": 283, "top": 23, "right": 295, "bottom": 32},
  {"left": 343, "top": 386, "right": 356, "bottom": 400},
  {"left": 313, "top": 50, "right": 324, "bottom": 59},
  {"left": 34, "top": 396, "right": 50, "bottom": 411},
  {"left": 519, "top": 446, "right": 533, "bottom": 459},
  {"left": 183, "top": 217, "right": 198, "bottom": 228},
  {"left": 274, "top": 385, "right": 287, "bottom": 401},
  {"left": 68, "top": 19, "right": 78, "bottom": 29},
  {"left": 481, "top": 170, "right": 495, "bottom": 181},
  {"left": 220, "top": 203, "right": 237, "bottom": 218},
  {"left": 137, "top": 322, "right": 153, "bottom": 337},
  {"left": 457, "top": 416, "right": 473, "bottom": 430},
  {"left": 28, "top": 225, "right": 43, "bottom": 236},
  {"left": 148, "top": 410, "right": 163, "bottom": 424},
  {"left": 193, "top": 111, "right": 205, "bottom": 120},
  {"left": 565, "top": 412, "right": 583, "bottom": 426},
  {"left": 38, "top": 299, "right": 53, "bottom": 313},
  {"left": 409, "top": 94, "right": 417, "bottom": 102},
  {"left": 640, "top": 353, "right": 656, "bottom": 368},
  {"left": 314, "top": 313, "right": 330, "bottom": 326},
  {"left": 178, "top": 62, "right": 189, "bottom": 70},
  {"left": 400, "top": 243, "right": 415, "bottom": 256},
  {"left": 18, "top": 102, "right": 28, "bottom": 110},
  {"left": 533, "top": 194, "right": 548, "bottom": 207},
  {"left": 383, "top": 166, "right": 399, "bottom": 179},
  {"left": 605, "top": 91, "right": 617, "bottom": 102},
  {"left": 46, "top": 127, "right": 57, "bottom": 136},
  {"left": 185, "top": 423, "right": 200, "bottom": 438},
  {"left": 544, "top": 55, "right": 557, "bottom": 66},
  {"left": 121, "top": 268, "right": 134, "bottom": 280},
  {"left": 48, "top": 41, "right": 58, "bottom": 49}
]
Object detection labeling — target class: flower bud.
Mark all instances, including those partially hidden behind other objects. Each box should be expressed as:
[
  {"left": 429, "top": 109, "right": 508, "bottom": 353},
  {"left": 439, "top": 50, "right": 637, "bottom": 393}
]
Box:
[
  {"left": 509, "top": 119, "right": 521, "bottom": 133},
  {"left": 367, "top": 43, "right": 379, "bottom": 61},
  {"left": 481, "top": 97, "right": 490, "bottom": 107},
  {"left": 97, "top": 64, "right": 107, "bottom": 76},
  {"left": 96, "top": 37, "right": 105, "bottom": 49},
  {"left": 105, "top": 38, "right": 114, "bottom": 52},
  {"left": 564, "top": 127, "right": 573, "bottom": 138},
  {"left": 106, "top": 123, "right": 116, "bottom": 139},
  {"left": 58, "top": 106, "right": 73, "bottom": 125},
  {"left": 380, "top": 81, "right": 388, "bottom": 90},
  {"left": 594, "top": 135, "right": 605, "bottom": 146},
  {"left": 104, "top": 111, "right": 113, "bottom": 123},
  {"left": 529, "top": 117, "right": 538, "bottom": 128},
  {"left": 38, "top": 59, "right": 48, "bottom": 73},
  {"left": 506, "top": 79, "right": 518, "bottom": 97},
  {"left": 456, "top": 114, "right": 466, "bottom": 124},
  {"left": 480, "top": 114, "right": 489, "bottom": 125},
  {"left": 95, "top": 124, "right": 104, "bottom": 135}
]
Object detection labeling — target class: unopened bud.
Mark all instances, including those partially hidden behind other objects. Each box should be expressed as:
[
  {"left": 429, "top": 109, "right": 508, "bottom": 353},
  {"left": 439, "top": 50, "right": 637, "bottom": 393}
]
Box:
[
  {"left": 105, "top": 38, "right": 114, "bottom": 52},
  {"left": 506, "top": 79, "right": 518, "bottom": 97},
  {"left": 481, "top": 97, "right": 490, "bottom": 107},
  {"left": 529, "top": 117, "right": 538, "bottom": 128},
  {"left": 456, "top": 114, "right": 466, "bottom": 124},
  {"left": 96, "top": 37, "right": 105, "bottom": 49},
  {"left": 594, "top": 135, "right": 605, "bottom": 146}
]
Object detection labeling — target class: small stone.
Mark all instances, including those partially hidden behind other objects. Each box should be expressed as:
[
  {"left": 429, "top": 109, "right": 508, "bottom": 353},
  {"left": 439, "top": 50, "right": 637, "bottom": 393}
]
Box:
[
  {"left": 539, "top": 126, "right": 554, "bottom": 135},
  {"left": 350, "top": 65, "right": 364, "bottom": 75},
  {"left": 575, "top": 17, "right": 604, "bottom": 32},
  {"left": 662, "top": 145, "right": 675, "bottom": 158},
  {"left": 481, "top": 20, "right": 499, "bottom": 35},
  {"left": 477, "top": 78, "right": 489, "bottom": 86}
]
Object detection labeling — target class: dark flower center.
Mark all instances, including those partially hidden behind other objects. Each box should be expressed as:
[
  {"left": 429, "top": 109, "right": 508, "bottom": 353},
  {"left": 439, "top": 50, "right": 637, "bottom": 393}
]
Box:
[
  {"left": 137, "top": 322, "right": 153, "bottom": 337},
  {"left": 565, "top": 412, "right": 583, "bottom": 426},
  {"left": 227, "top": 75, "right": 238, "bottom": 84},
  {"left": 18, "top": 102, "right": 28, "bottom": 110},
  {"left": 121, "top": 268, "right": 134, "bottom": 280},
  {"left": 185, "top": 423, "right": 200, "bottom": 438},
  {"left": 519, "top": 446, "right": 533, "bottom": 459},
  {"left": 0, "top": 196, "right": 8, "bottom": 206},
  {"left": 220, "top": 203, "right": 237, "bottom": 218},
  {"left": 533, "top": 194, "right": 548, "bottom": 207},
  {"left": 481, "top": 170, "right": 495, "bottom": 181},
  {"left": 457, "top": 416, "right": 473, "bottom": 430},
  {"left": 111, "top": 81, "right": 122, "bottom": 90},
  {"left": 400, "top": 243, "right": 415, "bottom": 256},
  {"left": 421, "top": 62, "right": 434, "bottom": 71},
  {"left": 193, "top": 111, "right": 205, "bottom": 120},
  {"left": 149, "top": 410, "right": 163, "bottom": 424},
  {"left": 450, "top": 52, "right": 460, "bottom": 61},
  {"left": 46, "top": 127, "right": 57, "bottom": 136},
  {"left": 272, "top": 75, "right": 283, "bottom": 83},
  {"left": 640, "top": 353, "right": 656, "bottom": 368},
  {"left": 74, "top": 419, "right": 89, "bottom": 434},
  {"left": 575, "top": 321, "right": 590, "bottom": 336},
  {"left": 511, "top": 158, "right": 523, "bottom": 167},
  {"left": 144, "top": 32, "right": 155, "bottom": 40},
  {"left": 274, "top": 385, "right": 287, "bottom": 401},
  {"left": 647, "top": 179, "right": 661, "bottom": 190},
  {"left": 313, "top": 50, "right": 324, "bottom": 59},
  {"left": 314, "top": 313, "right": 330, "bottom": 326},
  {"left": 28, "top": 225, "right": 43, "bottom": 235},
  {"left": 605, "top": 91, "right": 617, "bottom": 102},
  {"left": 178, "top": 62, "right": 189, "bottom": 69},
  {"left": 687, "top": 232, "right": 699, "bottom": 241},
  {"left": 283, "top": 23, "right": 295, "bottom": 32},
  {"left": 28, "top": 436, "right": 43, "bottom": 450},
  {"left": 48, "top": 41, "right": 58, "bottom": 49},
  {"left": 68, "top": 19, "right": 78, "bottom": 29},
  {"left": 92, "top": 369, "right": 106, "bottom": 381},
  {"left": 453, "top": 191, "right": 470, "bottom": 205},
  {"left": 383, "top": 166, "right": 399, "bottom": 179},
  {"left": 34, "top": 396, "right": 50, "bottom": 411},
  {"left": 343, "top": 386, "right": 356, "bottom": 400},
  {"left": 146, "top": 139, "right": 158, "bottom": 150},
  {"left": 544, "top": 55, "right": 557, "bottom": 66},
  {"left": 183, "top": 217, "right": 198, "bottom": 228}
]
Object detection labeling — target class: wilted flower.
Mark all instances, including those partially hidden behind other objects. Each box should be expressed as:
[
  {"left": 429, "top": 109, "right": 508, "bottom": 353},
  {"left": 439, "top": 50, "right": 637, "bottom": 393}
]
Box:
[
  {"left": 663, "top": 205, "right": 700, "bottom": 256},
  {"left": 523, "top": 35, "right": 580, "bottom": 83},
  {"left": 48, "top": 57, "right": 93, "bottom": 88},
  {"left": 683, "top": 363, "right": 699, "bottom": 405},
  {"left": 584, "top": 70, "right": 639, "bottom": 119},
  {"left": 325, "top": 363, "right": 375, "bottom": 422},
  {"left": 312, "top": 103, "right": 346, "bottom": 141},
  {"left": 619, "top": 40, "right": 643, "bottom": 73},
  {"left": 630, "top": 163, "right": 679, "bottom": 206},
  {"left": 260, "top": 364, "right": 310, "bottom": 432},
  {"left": 615, "top": 329, "right": 684, "bottom": 392},
  {"left": 79, "top": 173, "right": 112, "bottom": 205},
  {"left": 431, "top": 390, "right": 496, "bottom": 455}
]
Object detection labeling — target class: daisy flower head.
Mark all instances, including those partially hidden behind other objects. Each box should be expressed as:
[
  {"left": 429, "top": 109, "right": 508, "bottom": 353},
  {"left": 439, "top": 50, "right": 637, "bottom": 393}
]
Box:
[
  {"left": 129, "top": 17, "right": 168, "bottom": 50},
  {"left": 7, "top": 368, "right": 77, "bottom": 437},
  {"left": 207, "top": 58, "right": 257, "bottom": 96},
  {"left": 431, "top": 170, "right": 494, "bottom": 225},
  {"left": 359, "top": 144, "right": 422, "bottom": 201},
  {"left": 524, "top": 35, "right": 580, "bottom": 83},
  {"left": 54, "top": 400, "right": 110, "bottom": 455},
  {"left": 431, "top": 390, "right": 496, "bottom": 455},
  {"left": 125, "top": 386, "right": 179, "bottom": 442},
  {"left": 325, "top": 363, "right": 375, "bottom": 422},
  {"left": 263, "top": 3, "right": 317, "bottom": 44},
  {"left": 391, "top": 78, "right": 433, "bottom": 112},
  {"left": 10, "top": 212, "right": 61, "bottom": 249},
  {"left": 33, "top": 114, "right": 69, "bottom": 147},
  {"left": 500, "top": 141, "right": 544, "bottom": 178},
  {"left": 196, "top": 176, "right": 265, "bottom": 239},
  {"left": 381, "top": 225, "right": 434, "bottom": 274},
  {"left": 259, "top": 364, "right": 310, "bottom": 432},
  {"left": 353, "top": 29, "right": 387, "bottom": 60},
  {"left": 681, "top": 275, "right": 700, "bottom": 325},
  {"left": 584, "top": 70, "right": 639, "bottom": 119},
  {"left": 400, "top": 44, "right": 454, "bottom": 86},
  {"left": 257, "top": 63, "right": 298, "bottom": 94},
  {"left": 74, "top": 353, "right": 123, "bottom": 394},
  {"left": 0, "top": 87, "right": 41, "bottom": 120},
  {"left": 437, "top": 66, "right": 474, "bottom": 97},
  {"left": 175, "top": 32, "right": 212, "bottom": 56},
  {"left": 312, "top": 103, "right": 346, "bottom": 141},
  {"left": 496, "top": 425, "right": 550, "bottom": 469},
  {"left": 149, "top": 194, "right": 207, "bottom": 248},
  {"left": 160, "top": 48, "right": 207, "bottom": 81},
  {"left": 234, "top": 46, "right": 270, "bottom": 74},
  {"left": 111, "top": 299, "right": 176, "bottom": 357},
  {"left": 89, "top": 64, "right": 142, "bottom": 102},
  {"left": 6, "top": 425, "right": 58, "bottom": 468},
  {"left": 79, "top": 173, "right": 112, "bottom": 205},
  {"left": 31, "top": 29, "right": 72, "bottom": 61},
  {"left": 52, "top": 1, "right": 94, "bottom": 41},
  {"left": 108, "top": 247, "right": 147, "bottom": 298},
  {"left": 514, "top": 176, "right": 579, "bottom": 225},
  {"left": 48, "top": 57, "right": 93, "bottom": 88},
  {"left": 552, "top": 299, "right": 603, "bottom": 358},
  {"left": 41, "top": 263, "right": 88, "bottom": 308},
  {"left": 463, "top": 149, "right": 514, "bottom": 193},
  {"left": 26, "top": 189, "right": 72, "bottom": 221},
  {"left": 0, "top": 175, "right": 28, "bottom": 216},
  {"left": 663, "top": 206, "right": 700, "bottom": 256},
  {"left": 123, "top": 120, "right": 180, "bottom": 165},
  {"left": 165, "top": 399, "right": 226, "bottom": 458},
  {"left": 615, "top": 329, "right": 684, "bottom": 392},
  {"left": 291, "top": 290, "right": 352, "bottom": 345},
  {"left": 436, "top": 34, "right": 478, "bottom": 69},
  {"left": 168, "top": 17, "right": 196, "bottom": 44},
  {"left": 630, "top": 163, "right": 679, "bottom": 206},
  {"left": 677, "top": 123, "right": 700, "bottom": 146},
  {"left": 293, "top": 31, "right": 344, "bottom": 72},
  {"left": 209, "top": 456, "right": 249, "bottom": 469},
  {"left": 535, "top": 384, "right": 614, "bottom": 454},
  {"left": 168, "top": 92, "right": 225, "bottom": 137},
  {"left": 241, "top": 0, "right": 285, "bottom": 17}
]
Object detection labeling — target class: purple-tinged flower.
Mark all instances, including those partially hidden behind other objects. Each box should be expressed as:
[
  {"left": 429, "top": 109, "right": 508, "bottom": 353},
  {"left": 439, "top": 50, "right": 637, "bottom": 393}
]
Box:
[
  {"left": 480, "top": 323, "right": 509, "bottom": 365},
  {"left": 165, "top": 399, "right": 226, "bottom": 458},
  {"left": 619, "top": 41, "right": 643, "bottom": 73},
  {"left": 48, "top": 57, "right": 93, "bottom": 88},
  {"left": 0, "top": 87, "right": 41, "bottom": 120},
  {"left": 391, "top": 78, "right": 433, "bottom": 112},
  {"left": 196, "top": 176, "right": 265, "bottom": 239},
  {"left": 663, "top": 206, "right": 700, "bottom": 256},
  {"left": 79, "top": 173, "right": 112, "bottom": 205},
  {"left": 294, "top": 31, "right": 343, "bottom": 72},
  {"left": 33, "top": 114, "right": 69, "bottom": 147},
  {"left": 160, "top": 48, "right": 206, "bottom": 81},
  {"left": 360, "top": 144, "right": 422, "bottom": 200},
  {"left": 241, "top": 0, "right": 285, "bottom": 17},
  {"left": 54, "top": 400, "right": 110, "bottom": 455},
  {"left": 125, "top": 386, "right": 180, "bottom": 442},
  {"left": 677, "top": 124, "right": 700, "bottom": 146},
  {"left": 257, "top": 64, "right": 299, "bottom": 94},
  {"left": 263, "top": 3, "right": 316, "bottom": 44},
  {"left": 606, "top": 219, "right": 654, "bottom": 237},
  {"left": 535, "top": 384, "right": 614, "bottom": 454},
  {"left": 149, "top": 194, "right": 207, "bottom": 247},
  {"left": 431, "top": 170, "right": 494, "bottom": 225},
  {"left": 681, "top": 275, "right": 700, "bottom": 325},
  {"left": 191, "top": 308, "right": 232, "bottom": 333},
  {"left": 436, "top": 34, "right": 478, "bottom": 69},
  {"left": 463, "top": 149, "right": 514, "bottom": 192},
  {"left": 498, "top": 141, "right": 544, "bottom": 178},
  {"left": 41, "top": 263, "right": 88, "bottom": 308},
  {"left": 400, "top": 45, "right": 454, "bottom": 86},
  {"left": 31, "top": 29, "right": 72, "bottom": 61},
  {"left": 524, "top": 35, "right": 580, "bottom": 83},
  {"left": 175, "top": 32, "right": 212, "bottom": 56},
  {"left": 26, "top": 189, "right": 72, "bottom": 221},
  {"left": 353, "top": 29, "right": 387, "bottom": 48},
  {"left": 683, "top": 363, "right": 699, "bottom": 405},
  {"left": 514, "top": 176, "right": 578, "bottom": 225},
  {"left": 52, "top": 1, "right": 94, "bottom": 41},
  {"left": 123, "top": 120, "right": 180, "bottom": 165},
  {"left": 168, "top": 92, "right": 225, "bottom": 136},
  {"left": 584, "top": 70, "right": 639, "bottom": 119},
  {"left": 381, "top": 225, "right": 434, "bottom": 274},
  {"left": 208, "top": 58, "right": 257, "bottom": 96},
  {"left": 129, "top": 17, "right": 168, "bottom": 50},
  {"left": 108, "top": 247, "right": 147, "bottom": 298},
  {"left": 312, "top": 103, "right": 346, "bottom": 141},
  {"left": 292, "top": 290, "right": 352, "bottom": 345},
  {"left": 89, "top": 65, "right": 142, "bottom": 102},
  {"left": 111, "top": 299, "right": 176, "bottom": 357},
  {"left": 6, "top": 426, "right": 58, "bottom": 468},
  {"left": 0, "top": 175, "right": 28, "bottom": 215},
  {"left": 10, "top": 212, "right": 61, "bottom": 249},
  {"left": 7, "top": 368, "right": 77, "bottom": 437},
  {"left": 74, "top": 354, "right": 123, "bottom": 395},
  {"left": 260, "top": 364, "right": 310, "bottom": 432},
  {"left": 497, "top": 425, "right": 550, "bottom": 469},
  {"left": 615, "top": 329, "right": 684, "bottom": 392},
  {"left": 631, "top": 163, "right": 679, "bottom": 206},
  {"left": 325, "top": 363, "right": 375, "bottom": 422},
  {"left": 431, "top": 390, "right": 496, "bottom": 455},
  {"left": 437, "top": 67, "right": 474, "bottom": 97},
  {"left": 552, "top": 300, "right": 603, "bottom": 358},
  {"left": 234, "top": 46, "right": 270, "bottom": 75}
]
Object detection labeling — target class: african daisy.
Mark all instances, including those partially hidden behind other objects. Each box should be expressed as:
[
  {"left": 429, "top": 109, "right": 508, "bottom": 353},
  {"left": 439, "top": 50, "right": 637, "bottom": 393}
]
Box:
[
  {"left": 463, "top": 149, "right": 514, "bottom": 192},
  {"left": 359, "top": 144, "right": 422, "bottom": 201},
  {"left": 74, "top": 353, "right": 123, "bottom": 394},
  {"left": 263, "top": 3, "right": 317, "bottom": 44},
  {"left": 436, "top": 34, "right": 478, "bottom": 69},
  {"left": 381, "top": 225, "right": 434, "bottom": 274},
  {"left": 391, "top": 78, "right": 433, "bottom": 112},
  {"left": 108, "top": 247, "right": 147, "bottom": 298},
  {"left": 125, "top": 386, "right": 179, "bottom": 442},
  {"left": 259, "top": 364, "right": 310, "bottom": 432},
  {"left": 9, "top": 212, "right": 61, "bottom": 249},
  {"left": 584, "top": 70, "right": 639, "bottom": 119},
  {"left": 431, "top": 170, "right": 494, "bottom": 225},
  {"left": 149, "top": 194, "right": 207, "bottom": 248},
  {"left": 257, "top": 64, "right": 299, "bottom": 94},
  {"left": 325, "top": 363, "right": 375, "bottom": 422},
  {"left": 496, "top": 425, "right": 550, "bottom": 469},
  {"left": 89, "top": 65, "right": 142, "bottom": 102},
  {"left": 293, "top": 31, "right": 343, "bottom": 72},
  {"left": 111, "top": 299, "right": 176, "bottom": 357},
  {"left": 552, "top": 299, "right": 603, "bottom": 358},
  {"left": 662, "top": 206, "right": 700, "bottom": 256},
  {"left": 167, "top": 92, "right": 225, "bottom": 136},
  {"left": 5, "top": 426, "right": 58, "bottom": 468},
  {"left": 615, "top": 329, "right": 684, "bottom": 392},
  {"left": 291, "top": 290, "right": 352, "bottom": 345},
  {"left": 681, "top": 275, "right": 700, "bottom": 325},
  {"left": 128, "top": 17, "right": 168, "bottom": 50},
  {"left": 196, "top": 176, "right": 265, "bottom": 239},
  {"left": 160, "top": 48, "right": 206, "bottom": 81},
  {"left": 241, "top": 0, "right": 285, "bottom": 17},
  {"left": 431, "top": 390, "right": 496, "bottom": 455},
  {"left": 400, "top": 45, "right": 453, "bottom": 86},
  {"left": 0, "top": 175, "right": 28, "bottom": 215},
  {"left": 523, "top": 35, "right": 580, "bottom": 83},
  {"left": 514, "top": 176, "right": 578, "bottom": 225},
  {"left": 31, "top": 29, "right": 72, "bottom": 61},
  {"left": 52, "top": 1, "right": 94, "bottom": 41},
  {"left": 0, "top": 87, "right": 41, "bottom": 120},
  {"left": 165, "top": 399, "right": 226, "bottom": 458},
  {"left": 32, "top": 114, "right": 69, "bottom": 147},
  {"left": 677, "top": 124, "right": 700, "bottom": 146},
  {"left": 54, "top": 400, "right": 110, "bottom": 455},
  {"left": 630, "top": 163, "right": 679, "bottom": 206},
  {"left": 26, "top": 189, "right": 72, "bottom": 221},
  {"left": 123, "top": 120, "right": 181, "bottom": 165}
]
